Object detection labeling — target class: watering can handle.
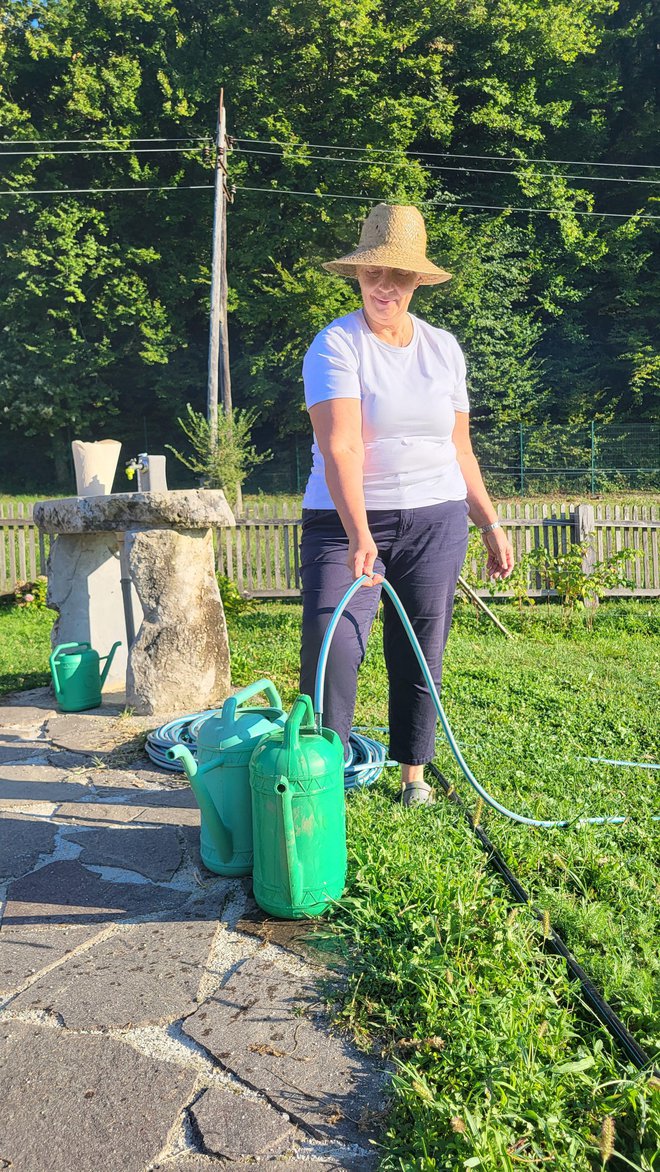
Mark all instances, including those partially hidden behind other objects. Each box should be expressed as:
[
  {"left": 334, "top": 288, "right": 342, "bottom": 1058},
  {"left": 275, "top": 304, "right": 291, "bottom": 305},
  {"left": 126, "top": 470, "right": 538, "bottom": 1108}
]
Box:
[
  {"left": 49, "top": 643, "right": 90, "bottom": 695},
  {"left": 282, "top": 694, "right": 315, "bottom": 754},
  {"left": 221, "top": 678, "right": 283, "bottom": 723}
]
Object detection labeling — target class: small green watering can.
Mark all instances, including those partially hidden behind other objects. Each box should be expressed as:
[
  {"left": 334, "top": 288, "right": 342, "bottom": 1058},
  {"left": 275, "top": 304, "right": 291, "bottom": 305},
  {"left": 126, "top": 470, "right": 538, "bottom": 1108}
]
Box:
[
  {"left": 168, "top": 678, "right": 285, "bottom": 876},
  {"left": 49, "top": 641, "right": 121, "bottom": 712},
  {"left": 250, "top": 694, "right": 346, "bottom": 919}
]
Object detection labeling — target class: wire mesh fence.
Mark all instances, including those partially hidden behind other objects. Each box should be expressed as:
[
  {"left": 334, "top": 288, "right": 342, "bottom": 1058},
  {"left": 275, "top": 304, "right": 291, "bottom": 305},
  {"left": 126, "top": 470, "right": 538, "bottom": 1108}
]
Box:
[{"left": 244, "top": 423, "right": 659, "bottom": 497}]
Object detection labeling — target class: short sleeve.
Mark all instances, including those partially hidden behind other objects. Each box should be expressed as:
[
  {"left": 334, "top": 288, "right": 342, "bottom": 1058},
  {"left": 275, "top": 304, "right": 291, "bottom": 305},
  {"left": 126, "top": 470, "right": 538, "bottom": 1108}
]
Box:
[
  {"left": 302, "top": 327, "right": 361, "bottom": 409},
  {"left": 451, "top": 337, "right": 470, "bottom": 412}
]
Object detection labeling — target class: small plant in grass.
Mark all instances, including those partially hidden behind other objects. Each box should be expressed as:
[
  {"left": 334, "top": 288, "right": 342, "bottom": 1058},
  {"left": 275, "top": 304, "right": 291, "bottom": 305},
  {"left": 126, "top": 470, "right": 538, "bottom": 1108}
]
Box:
[
  {"left": 167, "top": 403, "right": 272, "bottom": 509},
  {"left": 216, "top": 573, "right": 255, "bottom": 617},
  {"left": 527, "top": 542, "right": 638, "bottom": 627},
  {"left": 13, "top": 576, "right": 48, "bottom": 609}
]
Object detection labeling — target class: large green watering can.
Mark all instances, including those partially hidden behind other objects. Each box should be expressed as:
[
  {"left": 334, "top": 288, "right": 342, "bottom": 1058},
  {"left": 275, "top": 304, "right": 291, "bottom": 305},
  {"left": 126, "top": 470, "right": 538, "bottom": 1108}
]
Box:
[
  {"left": 168, "top": 678, "right": 285, "bottom": 876},
  {"left": 49, "top": 641, "right": 121, "bottom": 712},
  {"left": 250, "top": 694, "right": 346, "bottom": 919}
]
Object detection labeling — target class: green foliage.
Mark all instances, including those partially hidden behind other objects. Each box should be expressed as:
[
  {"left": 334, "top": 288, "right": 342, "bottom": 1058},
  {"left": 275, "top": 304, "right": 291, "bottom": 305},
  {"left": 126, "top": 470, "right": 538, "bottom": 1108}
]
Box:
[
  {"left": 216, "top": 572, "right": 255, "bottom": 617},
  {"left": 0, "top": 0, "right": 657, "bottom": 489},
  {"left": 525, "top": 541, "right": 638, "bottom": 622},
  {"left": 166, "top": 404, "right": 271, "bottom": 507},
  {"left": 12, "top": 576, "right": 49, "bottom": 610}
]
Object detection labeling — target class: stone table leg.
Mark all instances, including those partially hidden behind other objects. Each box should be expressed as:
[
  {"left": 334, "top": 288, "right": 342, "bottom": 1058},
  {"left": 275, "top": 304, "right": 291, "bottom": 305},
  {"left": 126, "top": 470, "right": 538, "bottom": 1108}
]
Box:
[
  {"left": 125, "top": 527, "right": 230, "bottom": 715},
  {"left": 46, "top": 533, "right": 141, "bottom": 691}
]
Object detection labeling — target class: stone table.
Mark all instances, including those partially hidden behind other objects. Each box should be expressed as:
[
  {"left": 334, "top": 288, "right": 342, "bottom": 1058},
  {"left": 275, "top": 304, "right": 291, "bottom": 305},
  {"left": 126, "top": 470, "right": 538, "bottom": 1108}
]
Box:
[{"left": 34, "top": 490, "right": 235, "bottom": 716}]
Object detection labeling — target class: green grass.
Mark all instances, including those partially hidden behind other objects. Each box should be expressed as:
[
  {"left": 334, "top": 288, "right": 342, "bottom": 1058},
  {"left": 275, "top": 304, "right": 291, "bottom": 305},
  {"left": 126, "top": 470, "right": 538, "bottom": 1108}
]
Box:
[
  {"left": 0, "top": 605, "right": 55, "bottom": 693},
  {"left": 227, "top": 598, "right": 660, "bottom": 1169},
  {"left": 2, "top": 596, "right": 659, "bottom": 1167}
]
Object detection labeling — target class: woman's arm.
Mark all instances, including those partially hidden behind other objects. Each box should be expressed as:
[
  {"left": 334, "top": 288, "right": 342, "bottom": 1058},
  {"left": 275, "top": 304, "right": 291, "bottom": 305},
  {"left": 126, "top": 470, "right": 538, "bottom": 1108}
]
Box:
[
  {"left": 452, "top": 411, "right": 514, "bottom": 580},
  {"left": 308, "top": 399, "right": 382, "bottom": 584}
]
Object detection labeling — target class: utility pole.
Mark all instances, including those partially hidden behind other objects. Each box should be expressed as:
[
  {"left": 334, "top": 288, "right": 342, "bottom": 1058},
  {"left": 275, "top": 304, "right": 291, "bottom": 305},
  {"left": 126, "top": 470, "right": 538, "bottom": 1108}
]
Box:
[
  {"left": 207, "top": 90, "right": 239, "bottom": 508},
  {"left": 207, "top": 89, "right": 234, "bottom": 437}
]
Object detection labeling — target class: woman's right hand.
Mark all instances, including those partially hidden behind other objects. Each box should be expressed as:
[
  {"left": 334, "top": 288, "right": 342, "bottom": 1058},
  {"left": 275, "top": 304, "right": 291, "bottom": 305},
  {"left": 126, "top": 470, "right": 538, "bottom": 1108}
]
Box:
[{"left": 347, "top": 530, "right": 382, "bottom": 585}]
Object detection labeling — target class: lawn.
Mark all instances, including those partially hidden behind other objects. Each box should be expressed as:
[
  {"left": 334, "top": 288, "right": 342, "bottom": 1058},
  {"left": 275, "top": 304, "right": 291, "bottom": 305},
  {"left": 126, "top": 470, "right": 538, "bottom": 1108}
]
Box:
[{"left": 1, "top": 596, "right": 658, "bottom": 1169}]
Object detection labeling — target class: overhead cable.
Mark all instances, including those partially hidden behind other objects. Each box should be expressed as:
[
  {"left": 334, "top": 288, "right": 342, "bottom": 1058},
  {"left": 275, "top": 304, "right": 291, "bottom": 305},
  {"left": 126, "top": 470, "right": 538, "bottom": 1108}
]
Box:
[
  {"left": 0, "top": 180, "right": 656, "bottom": 221},
  {"left": 233, "top": 146, "right": 660, "bottom": 185},
  {"left": 0, "top": 135, "right": 212, "bottom": 146},
  {"left": 233, "top": 136, "right": 660, "bottom": 171},
  {"left": 0, "top": 145, "right": 209, "bottom": 158},
  {"left": 234, "top": 184, "right": 659, "bottom": 220}
]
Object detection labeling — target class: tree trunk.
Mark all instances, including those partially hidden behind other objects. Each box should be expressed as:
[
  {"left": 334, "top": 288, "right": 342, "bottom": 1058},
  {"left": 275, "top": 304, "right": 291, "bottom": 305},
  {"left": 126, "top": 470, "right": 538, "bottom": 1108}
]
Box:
[{"left": 52, "top": 433, "right": 72, "bottom": 490}]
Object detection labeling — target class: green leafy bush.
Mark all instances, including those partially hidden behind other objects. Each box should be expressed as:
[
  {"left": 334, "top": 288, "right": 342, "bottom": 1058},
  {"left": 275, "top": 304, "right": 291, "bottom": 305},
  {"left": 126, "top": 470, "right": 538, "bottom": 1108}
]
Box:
[{"left": 13, "top": 576, "right": 48, "bottom": 610}]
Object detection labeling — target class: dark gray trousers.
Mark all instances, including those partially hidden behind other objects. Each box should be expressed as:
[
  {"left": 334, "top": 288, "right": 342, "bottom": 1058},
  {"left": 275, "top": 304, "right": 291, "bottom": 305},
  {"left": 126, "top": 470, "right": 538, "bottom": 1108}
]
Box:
[{"left": 299, "top": 499, "right": 469, "bottom": 764}]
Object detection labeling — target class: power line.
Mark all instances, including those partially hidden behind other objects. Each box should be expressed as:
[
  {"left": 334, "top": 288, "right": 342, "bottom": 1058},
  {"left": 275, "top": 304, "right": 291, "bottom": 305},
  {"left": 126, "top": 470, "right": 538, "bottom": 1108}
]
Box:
[
  {"left": 0, "top": 180, "right": 656, "bottom": 221},
  {"left": 233, "top": 146, "right": 660, "bottom": 186},
  {"left": 0, "top": 145, "right": 209, "bottom": 158},
  {"left": 0, "top": 135, "right": 211, "bottom": 146},
  {"left": 234, "top": 183, "right": 659, "bottom": 220},
  {"left": 233, "top": 136, "right": 660, "bottom": 172},
  {"left": 0, "top": 183, "right": 213, "bottom": 196}
]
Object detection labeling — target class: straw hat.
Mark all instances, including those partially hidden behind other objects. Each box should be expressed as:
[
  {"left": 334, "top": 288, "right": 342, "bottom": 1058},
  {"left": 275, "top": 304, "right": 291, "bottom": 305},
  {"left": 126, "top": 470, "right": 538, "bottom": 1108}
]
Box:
[{"left": 322, "top": 203, "right": 452, "bottom": 286}]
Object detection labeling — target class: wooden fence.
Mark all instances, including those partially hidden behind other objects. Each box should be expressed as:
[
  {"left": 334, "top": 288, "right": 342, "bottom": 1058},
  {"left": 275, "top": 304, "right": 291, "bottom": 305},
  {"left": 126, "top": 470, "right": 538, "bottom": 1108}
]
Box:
[
  {"left": 0, "top": 503, "right": 47, "bottom": 593},
  {"left": 2, "top": 499, "right": 659, "bottom": 598},
  {"left": 217, "top": 501, "right": 660, "bottom": 599}
]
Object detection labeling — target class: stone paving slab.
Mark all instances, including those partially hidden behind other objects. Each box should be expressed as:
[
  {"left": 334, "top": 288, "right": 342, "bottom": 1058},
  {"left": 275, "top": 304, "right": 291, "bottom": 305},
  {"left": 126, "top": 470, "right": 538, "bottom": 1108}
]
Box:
[
  {"left": 0, "top": 763, "right": 90, "bottom": 807},
  {"left": 63, "top": 823, "right": 183, "bottom": 882},
  {"left": 0, "top": 924, "right": 103, "bottom": 996},
  {"left": 190, "top": 1086, "right": 296, "bottom": 1159},
  {"left": 0, "top": 1020, "right": 196, "bottom": 1172},
  {"left": 56, "top": 800, "right": 154, "bottom": 824},
  {"left": 11, "top": 920, "right": 218, "bottom": 1028},
  {"left": 0, "top": 745, "right": 50, "bottom": 764},
  {"left": 0, "top": 687, "right": 57, "bottom": 722},
  {"left": 3, "top": 859, "right": 191, "bottom": 926},
  {"left": 47, "top": 710, "right": 163, "bottom": 756},
  {"left": 182, "top": 954, "right": 388, "bottom": 1147},
  {"left": 0, "top": 814, "right": 57, "bottom": 881},
  {"left": 235, "top": 904, "right": 344, "bottom": 969}
]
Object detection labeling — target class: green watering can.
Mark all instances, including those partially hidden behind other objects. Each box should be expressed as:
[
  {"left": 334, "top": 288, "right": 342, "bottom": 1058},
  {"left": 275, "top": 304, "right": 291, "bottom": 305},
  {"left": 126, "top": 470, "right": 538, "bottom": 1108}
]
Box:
[
  {"left": 49, "top": 641, "right": 121, "bottom": 712},
  {"left": 168, "top": 678, "right": 285, "bottom": 876},
  {"left": 250, "top": 694, "right": 346, "bottom": 919}
]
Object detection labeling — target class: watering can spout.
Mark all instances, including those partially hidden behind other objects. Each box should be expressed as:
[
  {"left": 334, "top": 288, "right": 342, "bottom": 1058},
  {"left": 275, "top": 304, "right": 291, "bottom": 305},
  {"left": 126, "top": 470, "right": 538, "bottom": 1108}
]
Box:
[
  {"left": 167, "top": 745, "right": 234, "bottom": 865},
  {"left": 99, "top": 641, "right": 121, "bottom": 689}
]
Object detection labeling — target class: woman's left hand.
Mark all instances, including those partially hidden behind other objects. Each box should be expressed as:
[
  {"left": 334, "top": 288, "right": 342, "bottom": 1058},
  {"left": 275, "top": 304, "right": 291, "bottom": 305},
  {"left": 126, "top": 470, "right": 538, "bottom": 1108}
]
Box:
[{"left": 483, "top": 527, "right": 515, "bottom": 580}]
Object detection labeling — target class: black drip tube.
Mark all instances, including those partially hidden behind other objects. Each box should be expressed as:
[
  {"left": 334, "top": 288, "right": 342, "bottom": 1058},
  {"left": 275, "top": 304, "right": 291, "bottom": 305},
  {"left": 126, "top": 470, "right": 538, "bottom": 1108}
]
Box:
[{"left": 428, "top": 763, "right": 660, "bottom": 1079}]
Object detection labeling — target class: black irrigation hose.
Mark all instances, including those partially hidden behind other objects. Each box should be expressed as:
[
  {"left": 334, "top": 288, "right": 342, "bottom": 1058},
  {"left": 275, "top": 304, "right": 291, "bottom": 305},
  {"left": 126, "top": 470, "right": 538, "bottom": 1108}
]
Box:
[{"left": 427, "top": 763, "right": 660, "bottom": 1080}]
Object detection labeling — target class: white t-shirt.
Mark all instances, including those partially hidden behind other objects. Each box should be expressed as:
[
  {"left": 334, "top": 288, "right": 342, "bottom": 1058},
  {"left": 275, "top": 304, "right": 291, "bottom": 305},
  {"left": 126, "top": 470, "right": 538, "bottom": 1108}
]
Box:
[{"left": 302, "top": 309, "right": 470, "bottom": 509}]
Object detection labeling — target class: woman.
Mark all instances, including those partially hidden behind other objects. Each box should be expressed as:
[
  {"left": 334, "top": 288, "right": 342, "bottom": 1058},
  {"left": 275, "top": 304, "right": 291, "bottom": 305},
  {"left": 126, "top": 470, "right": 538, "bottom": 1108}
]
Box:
[{"left": 299, "top": 204, "right": 514, "bottom": 805}]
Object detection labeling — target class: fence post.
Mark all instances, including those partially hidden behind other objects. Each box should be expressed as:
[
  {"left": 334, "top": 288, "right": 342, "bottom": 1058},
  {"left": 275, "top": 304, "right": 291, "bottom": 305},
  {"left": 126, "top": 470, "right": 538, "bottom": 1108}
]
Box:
[
  {"left": 590, "top": 420, "right": 596, "bottom": 496},
  {"left": 519, "top": 422, "right": 524, "bottom": 495},
  {"left": 571, "top": 505, "right": 597, "bottom": 608}
]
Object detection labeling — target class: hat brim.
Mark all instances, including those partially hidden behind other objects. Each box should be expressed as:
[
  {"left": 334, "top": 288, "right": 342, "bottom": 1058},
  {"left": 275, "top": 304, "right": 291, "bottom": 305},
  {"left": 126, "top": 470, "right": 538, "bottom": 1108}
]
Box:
[{"left": 322, "top": 249, "right": 452, "bottom": 286}]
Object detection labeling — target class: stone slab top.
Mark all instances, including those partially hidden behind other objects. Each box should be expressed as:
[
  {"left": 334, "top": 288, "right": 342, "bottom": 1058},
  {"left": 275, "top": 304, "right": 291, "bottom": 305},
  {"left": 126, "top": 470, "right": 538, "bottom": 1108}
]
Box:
[{"left": 33, "top": 489, "right": 236, "bottom": 533}]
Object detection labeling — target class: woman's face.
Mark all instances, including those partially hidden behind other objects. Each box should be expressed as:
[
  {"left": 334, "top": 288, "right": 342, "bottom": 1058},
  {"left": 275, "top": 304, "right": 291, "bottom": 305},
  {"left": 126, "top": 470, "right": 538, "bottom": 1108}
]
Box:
[{"left": 357, "top": 266, "right": 421, "bottom": 324}]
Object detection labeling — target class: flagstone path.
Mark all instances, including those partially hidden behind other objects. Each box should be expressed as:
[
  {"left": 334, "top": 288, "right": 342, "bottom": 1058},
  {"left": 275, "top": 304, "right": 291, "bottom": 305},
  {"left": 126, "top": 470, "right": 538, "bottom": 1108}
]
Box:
[{"left": 0, "top": 688, "right": 388, "bottom": 1172}]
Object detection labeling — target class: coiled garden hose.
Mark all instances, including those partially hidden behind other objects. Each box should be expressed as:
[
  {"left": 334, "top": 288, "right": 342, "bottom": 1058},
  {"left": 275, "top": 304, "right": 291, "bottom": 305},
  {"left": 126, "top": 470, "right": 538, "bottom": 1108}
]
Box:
[
  {"left": 314, "top": 574, "right": 660, "bottom": 828},
  {"left": 146, "top": 705, "right": 394, "bottom": 789}
]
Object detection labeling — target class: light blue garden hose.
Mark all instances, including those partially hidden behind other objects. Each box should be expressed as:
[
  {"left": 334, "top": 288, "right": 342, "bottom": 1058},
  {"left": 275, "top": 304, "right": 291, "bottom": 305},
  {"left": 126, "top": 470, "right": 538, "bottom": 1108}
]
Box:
[
  {"left": 146, "top": 574, "right": 657, "bottom": 821},
  {"left": 145, "top": 703, "right": 393, "bottom": 788},
  {"left": 314, "top": 574, "right": 660, "bottom": 829}
]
